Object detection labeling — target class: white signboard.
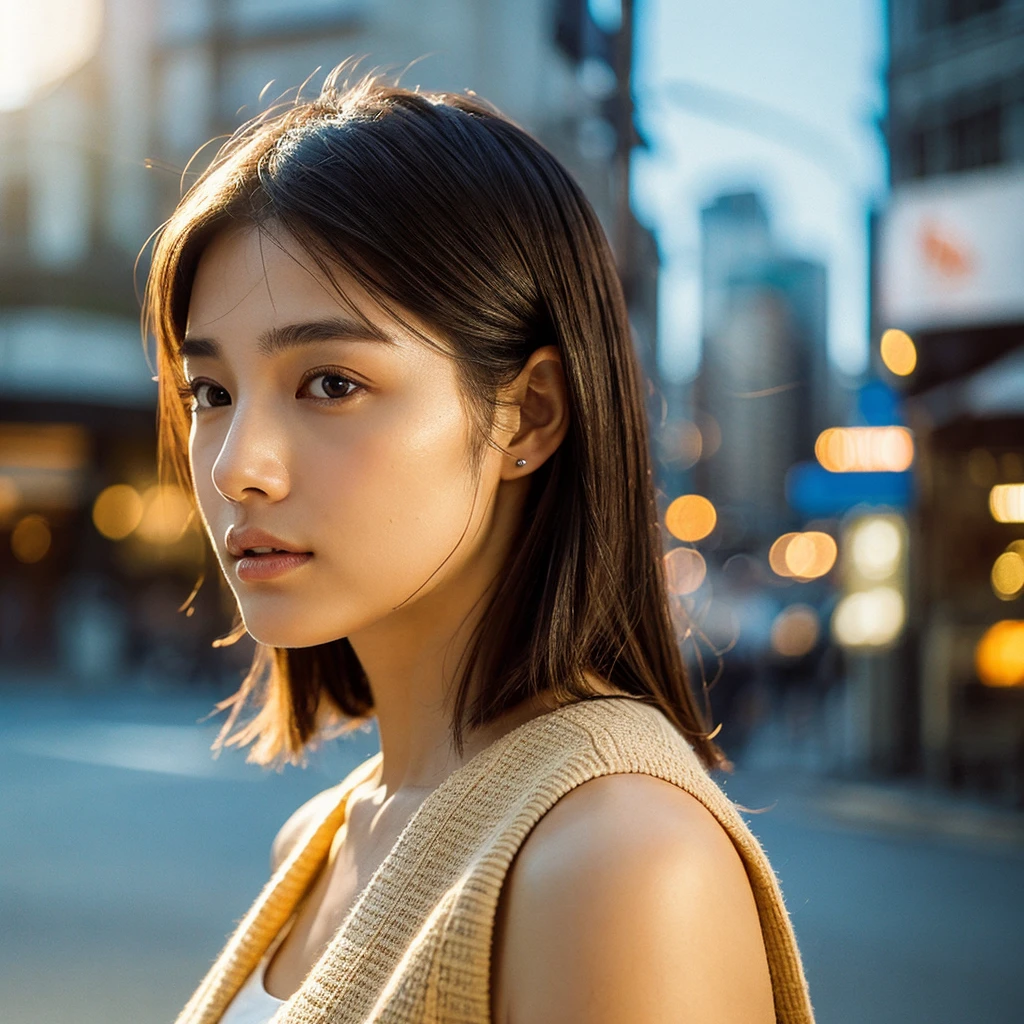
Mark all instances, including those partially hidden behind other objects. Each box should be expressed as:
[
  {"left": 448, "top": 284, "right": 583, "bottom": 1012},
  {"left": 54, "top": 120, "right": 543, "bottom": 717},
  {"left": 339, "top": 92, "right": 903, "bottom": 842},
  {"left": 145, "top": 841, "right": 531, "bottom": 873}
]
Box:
[
  {"left": 878, "top": 166, "right": 1024, "bottom": 331},
  {"left": 0, "top": 308, "right": 155, "bottom": 408}
]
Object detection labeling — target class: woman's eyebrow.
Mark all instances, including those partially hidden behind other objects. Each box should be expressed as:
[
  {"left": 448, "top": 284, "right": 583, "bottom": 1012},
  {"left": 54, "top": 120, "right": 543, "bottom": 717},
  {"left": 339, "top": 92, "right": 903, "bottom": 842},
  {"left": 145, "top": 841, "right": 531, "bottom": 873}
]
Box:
[{"left": 179, "top": 315, "right": 398, "bottom": 359}]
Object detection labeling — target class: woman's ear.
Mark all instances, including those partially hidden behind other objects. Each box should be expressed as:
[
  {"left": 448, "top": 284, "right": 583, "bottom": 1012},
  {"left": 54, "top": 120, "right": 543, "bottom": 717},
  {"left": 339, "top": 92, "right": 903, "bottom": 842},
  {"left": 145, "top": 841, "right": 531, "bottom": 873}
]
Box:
[{"left": 499, "top": 345, "right": 570, "bottom": 480}]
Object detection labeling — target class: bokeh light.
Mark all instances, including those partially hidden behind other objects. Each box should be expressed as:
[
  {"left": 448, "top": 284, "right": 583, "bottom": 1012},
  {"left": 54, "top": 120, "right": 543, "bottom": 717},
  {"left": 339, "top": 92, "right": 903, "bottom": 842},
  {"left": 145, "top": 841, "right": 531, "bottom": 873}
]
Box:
[
  {"left": 694, "top": 412, "right": 721, "bottom": 460},
  {"left": 815, "top": 426, "right": 914, "bottom": 473},
  {"left": 660, "top": 420, "right": 703, "bottom": 469},
  {"left": 989, "top": 484, "right": 1024, "bottom": 523},
  {"left": 879, "top": 328, "right": 917, "bottom": 376},
  {"left": 0, "top": 475, "right": 19, "bottom": 525},
  {"left": 92, "top": 484, "right": 144, "bottom": 541},
  {"left": 975, "top": 621, "right": 1024, "bottom": 688},
  {"left": 769, "top": 531, "right": 837, "bottom": 580},
  {"left": 11, "top": 513, "right": 51, "bottom": 564},
  {"left": 832, "top": 586, "right": 905, "bottom": 647},
  {"left": 769, "top": 533, "right": 799, "bottom": 576},
  {"left": 991, "top": 550, "right": 1024, "bottom": 600},
  {"left": 770, "top": 604, "right": 820, "bottom": 657},
  {"left": 665, "top": 494, "right": 717, "bottom": 543},
  {"left": 664, "top": 546, "right": 707, "bottom": 596},
  {"left": 135, "top": 485, "right": 193, "bottom": 545},
  {"left": 785, "top": 531, "right": 837, "bottom": 579},
  {"left": 850, "top": 517, "right": 903, "bottom": 580}
]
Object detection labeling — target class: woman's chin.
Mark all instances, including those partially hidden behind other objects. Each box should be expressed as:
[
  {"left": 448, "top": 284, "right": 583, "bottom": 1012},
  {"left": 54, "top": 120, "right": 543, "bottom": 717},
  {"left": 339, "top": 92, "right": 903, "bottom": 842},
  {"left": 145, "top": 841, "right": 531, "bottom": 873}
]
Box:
[{"left": 239, "top": 612, "right": 343, "bottom": 650}]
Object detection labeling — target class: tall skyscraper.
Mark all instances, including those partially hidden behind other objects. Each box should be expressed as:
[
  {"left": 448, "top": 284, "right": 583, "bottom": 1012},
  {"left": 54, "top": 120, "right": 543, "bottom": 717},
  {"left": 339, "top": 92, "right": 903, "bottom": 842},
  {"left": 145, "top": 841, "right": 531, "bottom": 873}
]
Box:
[{"left": 694, "top": 190, "right": 829, "bottom": 546}]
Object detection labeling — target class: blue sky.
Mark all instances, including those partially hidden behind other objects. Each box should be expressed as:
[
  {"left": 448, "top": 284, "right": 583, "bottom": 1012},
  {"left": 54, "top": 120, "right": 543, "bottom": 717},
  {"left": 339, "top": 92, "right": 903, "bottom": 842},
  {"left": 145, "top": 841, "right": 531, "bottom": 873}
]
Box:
[{"left": 631, "top": 0, "right": 888, "bottom": 381}]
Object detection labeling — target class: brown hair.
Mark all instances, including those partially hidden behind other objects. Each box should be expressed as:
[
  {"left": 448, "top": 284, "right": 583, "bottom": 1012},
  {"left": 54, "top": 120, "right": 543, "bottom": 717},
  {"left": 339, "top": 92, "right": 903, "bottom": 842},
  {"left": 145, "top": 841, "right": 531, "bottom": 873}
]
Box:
[{"left": 142, "top": 62, "right": 731, "bottom": 774}]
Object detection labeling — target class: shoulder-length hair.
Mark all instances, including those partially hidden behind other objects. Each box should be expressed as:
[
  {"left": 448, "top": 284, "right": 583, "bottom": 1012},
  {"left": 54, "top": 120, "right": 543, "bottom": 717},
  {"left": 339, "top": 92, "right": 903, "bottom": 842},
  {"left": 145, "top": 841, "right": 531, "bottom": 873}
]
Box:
[{"left": 142, "top": 62, "right": 730, "bottom": 775}]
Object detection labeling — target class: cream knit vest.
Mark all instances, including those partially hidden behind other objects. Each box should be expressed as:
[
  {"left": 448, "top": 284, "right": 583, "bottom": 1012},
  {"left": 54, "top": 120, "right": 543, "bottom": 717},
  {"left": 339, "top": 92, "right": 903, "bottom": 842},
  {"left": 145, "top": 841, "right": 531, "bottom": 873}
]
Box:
[{"left": 174, "top": 695, "right": 816, "bottom": 1024}]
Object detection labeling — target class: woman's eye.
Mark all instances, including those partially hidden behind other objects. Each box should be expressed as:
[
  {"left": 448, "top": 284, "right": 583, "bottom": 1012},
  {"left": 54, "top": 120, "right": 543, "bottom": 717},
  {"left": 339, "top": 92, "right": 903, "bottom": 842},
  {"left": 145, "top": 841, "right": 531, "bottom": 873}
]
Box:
[
  {"left": 303, "top": 372, "right": 362, "bottom": 401},
  {"left": 178, "top": 380, "right": 230, "bottom": 409},
  {"left": 176, "top": 371, "right": 361, "bottom": 409}
]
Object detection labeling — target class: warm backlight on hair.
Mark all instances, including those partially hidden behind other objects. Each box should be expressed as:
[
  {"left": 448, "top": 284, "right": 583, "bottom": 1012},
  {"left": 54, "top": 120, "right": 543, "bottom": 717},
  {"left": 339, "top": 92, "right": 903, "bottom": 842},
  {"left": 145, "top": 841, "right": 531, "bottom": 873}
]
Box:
[
  {"left": 770, "top": 604, "right": 820, "bottom": 658},
  {"left": 989, "top": 484, "right": 1024, "bottom": 523},
  {"left": 92, "top": 484, "right": 144, "bottom": 541},
  {"left": 665, "top": 494, "right": 717, "bottom": 543},
  {"left": 135, "top": 485, "right": 192, "bottom": 545},
  {"left": 11, "top": 513, "right": 51, "bottom": 563},
  {"left": 0, "top": 0, "right": 104, "bottom": 111},
  {"left": 879, "top": 329, "right": 917, "bottom": 377},
  {"left": 664, "top": 546, "right": 706, "bottom": 596},
  {"left": 815, "top": 427, "right": 914, "bottom": 473},
  {"left": 768, "top": 531, "right": 836, "bottom": 580},
  {"left": 975, "top": 621, "right": 1024, "bottom": 688}
]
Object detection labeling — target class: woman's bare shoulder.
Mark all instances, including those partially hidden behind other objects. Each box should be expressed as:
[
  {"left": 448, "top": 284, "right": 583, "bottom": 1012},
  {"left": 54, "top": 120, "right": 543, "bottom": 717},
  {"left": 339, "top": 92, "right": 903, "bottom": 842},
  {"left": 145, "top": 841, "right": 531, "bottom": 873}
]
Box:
[
  {"left": 269, "top": 786, "right": 345, "bottom": 873},
  {"left": 269, "top": 755, "right": 380, "bottom": 873},
  {"left": 491, "top": 773, "right": 775, "bottom": 1024}
]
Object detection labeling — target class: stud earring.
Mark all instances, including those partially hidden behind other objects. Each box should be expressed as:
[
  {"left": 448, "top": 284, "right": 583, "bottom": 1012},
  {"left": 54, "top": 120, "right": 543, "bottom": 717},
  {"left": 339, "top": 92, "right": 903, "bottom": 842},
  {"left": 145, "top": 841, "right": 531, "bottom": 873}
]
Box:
[{"left": 515, "top": 459, "right": 526, "bottom": 467}]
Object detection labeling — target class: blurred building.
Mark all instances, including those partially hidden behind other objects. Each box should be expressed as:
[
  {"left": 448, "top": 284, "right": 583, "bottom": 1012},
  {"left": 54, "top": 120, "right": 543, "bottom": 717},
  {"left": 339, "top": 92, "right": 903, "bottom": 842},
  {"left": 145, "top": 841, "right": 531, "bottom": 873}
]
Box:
[
  {"left": 694, "top": 190, "right": 831, "bottom": 550},
  {"left": 0, "top": 0, "right": 657, "bottom": 683},
  {"left": 878, "top": 0, "right": 1024, "bottom": 798}
]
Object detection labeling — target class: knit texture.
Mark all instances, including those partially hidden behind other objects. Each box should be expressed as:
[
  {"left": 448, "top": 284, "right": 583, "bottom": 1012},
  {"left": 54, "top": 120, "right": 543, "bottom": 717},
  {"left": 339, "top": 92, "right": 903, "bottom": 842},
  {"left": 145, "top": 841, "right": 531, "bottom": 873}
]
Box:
[{"left": 174, "top": 695, "right": 816, "bottom": 1023}]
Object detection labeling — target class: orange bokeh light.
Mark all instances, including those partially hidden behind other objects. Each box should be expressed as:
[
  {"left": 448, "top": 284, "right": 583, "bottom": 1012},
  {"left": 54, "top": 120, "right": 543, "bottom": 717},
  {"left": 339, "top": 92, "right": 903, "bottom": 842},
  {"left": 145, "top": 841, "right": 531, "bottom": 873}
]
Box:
[
  {"left": 769, "top": 531, "right": 837, "bottom": 581},
  {"left": 815, "top": 427, "right": 914, "bottom": 473},
  {"left": 879, "top": 329, "right": 917, "bottom": 377},
  {"left": 665, "top": 494, "right": 717, "bottom": 543},
  {"left": 975, "top": 621, "right": 1024, "bottom": 688}
]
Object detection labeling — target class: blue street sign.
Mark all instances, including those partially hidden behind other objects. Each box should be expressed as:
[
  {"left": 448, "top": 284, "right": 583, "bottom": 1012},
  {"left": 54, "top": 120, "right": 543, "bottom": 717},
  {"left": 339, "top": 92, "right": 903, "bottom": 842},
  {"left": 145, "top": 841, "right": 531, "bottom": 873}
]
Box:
[
  {"left": 857, "top": 380, "right": 904, "bottom": 427},
  {"left": 786, "top": 462, "right": 913, "bottom": 517}
]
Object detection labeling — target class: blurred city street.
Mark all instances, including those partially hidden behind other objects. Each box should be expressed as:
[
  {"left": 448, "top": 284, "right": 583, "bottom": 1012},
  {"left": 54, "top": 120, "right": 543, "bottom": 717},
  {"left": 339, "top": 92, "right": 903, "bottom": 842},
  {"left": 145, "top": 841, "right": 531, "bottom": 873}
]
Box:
[
  {"left": 3, "top": 0, "right": 1024, "bottom": 1020},
  {"left": 2, "top": 675, "right": 1022, "bottom": 1024}
]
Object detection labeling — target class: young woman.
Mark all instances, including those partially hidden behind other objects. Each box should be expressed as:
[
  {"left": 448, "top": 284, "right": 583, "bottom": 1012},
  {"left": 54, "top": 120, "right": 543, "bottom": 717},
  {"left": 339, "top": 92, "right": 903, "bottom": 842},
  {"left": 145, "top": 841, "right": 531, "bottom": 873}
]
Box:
[{"left": 148, "top": 64, "right": 816, "bottom": 1024}]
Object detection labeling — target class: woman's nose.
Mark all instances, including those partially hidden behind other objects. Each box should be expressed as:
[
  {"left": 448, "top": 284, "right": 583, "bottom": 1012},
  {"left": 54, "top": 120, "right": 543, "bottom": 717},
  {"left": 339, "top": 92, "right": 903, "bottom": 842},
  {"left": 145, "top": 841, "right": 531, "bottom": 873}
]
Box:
[{"left": 210, "top": 402, "right": 290, "bottom": 504}]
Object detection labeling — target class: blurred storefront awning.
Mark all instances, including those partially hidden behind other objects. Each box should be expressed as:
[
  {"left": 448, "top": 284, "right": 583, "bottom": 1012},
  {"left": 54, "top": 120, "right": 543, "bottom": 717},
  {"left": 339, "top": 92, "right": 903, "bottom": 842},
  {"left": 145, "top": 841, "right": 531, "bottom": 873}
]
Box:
[
  {"left": 914, "top": 343, "right": 1024, "bottom": 433},
  {"left": 0, "top": 307, "right": 154, "bottom": 410}
]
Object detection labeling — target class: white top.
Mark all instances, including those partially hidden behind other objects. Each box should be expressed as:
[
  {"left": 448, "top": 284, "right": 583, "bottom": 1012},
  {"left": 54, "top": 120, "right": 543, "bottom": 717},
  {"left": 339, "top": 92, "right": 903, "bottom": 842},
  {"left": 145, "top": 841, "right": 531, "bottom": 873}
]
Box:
[{"left": 218, "top": 924, "right": 288, "bottom": 1024}]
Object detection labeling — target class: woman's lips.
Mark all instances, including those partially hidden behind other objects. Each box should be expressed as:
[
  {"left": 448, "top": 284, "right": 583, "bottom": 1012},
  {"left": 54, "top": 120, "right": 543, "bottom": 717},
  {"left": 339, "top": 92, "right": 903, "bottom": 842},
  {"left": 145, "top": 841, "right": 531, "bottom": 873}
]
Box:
[{"left": 234, "top": 550, "right": 313, "bottom": 582}]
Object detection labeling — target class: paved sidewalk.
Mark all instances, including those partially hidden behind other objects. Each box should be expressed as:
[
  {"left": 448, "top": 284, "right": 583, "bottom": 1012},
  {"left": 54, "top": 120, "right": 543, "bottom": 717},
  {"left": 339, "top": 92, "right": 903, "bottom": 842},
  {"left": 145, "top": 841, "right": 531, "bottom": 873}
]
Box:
[{"left": 728, "top": 701, "right": 1024, "bottom": 855}]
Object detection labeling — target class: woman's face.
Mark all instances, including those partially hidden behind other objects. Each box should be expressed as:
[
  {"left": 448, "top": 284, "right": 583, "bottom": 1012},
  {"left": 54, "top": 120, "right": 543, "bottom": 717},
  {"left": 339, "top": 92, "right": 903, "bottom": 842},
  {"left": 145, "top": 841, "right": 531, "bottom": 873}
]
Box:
[{"left": 183, "top": 223, "right": 513, "bottom": 649}]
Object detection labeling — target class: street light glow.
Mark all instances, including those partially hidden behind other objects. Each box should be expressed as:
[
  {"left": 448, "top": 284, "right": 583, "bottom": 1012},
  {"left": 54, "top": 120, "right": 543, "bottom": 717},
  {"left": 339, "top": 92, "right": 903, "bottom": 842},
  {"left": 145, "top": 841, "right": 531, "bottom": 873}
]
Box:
[
  {"left": 831, "top": 586, "right": 905, "bottom": 647},
  {"left": 815, "top": 426, "right": 914, "bottom": 473},
  {"left": 989, "top": 484, "right": 1024, "bottom": 523},
  {"left": 770, "top": 604, "right": 820, "bottom": 657},
  {"left": 11, "top": 513, "right": 51, "bottom": 564},
  {"left": 92, "top": 484, "right": 144, "bottom": 541},
  {"left": 665, "top": 494, "right": 717, "bottom": 543},
  {"left": 134, "top": 485, "right": 193, "bottom": 546},
  {"left": 992, "top": 550, "right": 1024, "bottom": 600},
  {"left": 879, "top": 329, "right": 917, "bottom": 376},
  {"left": 769, "top": 531, "right": 837, "bottom": 580},
  {"left": 975, "top": 621, "right": 1024, "bottom": 688},
  {"left": 850, "top": 517, "right": 903, "bottom": 580}
]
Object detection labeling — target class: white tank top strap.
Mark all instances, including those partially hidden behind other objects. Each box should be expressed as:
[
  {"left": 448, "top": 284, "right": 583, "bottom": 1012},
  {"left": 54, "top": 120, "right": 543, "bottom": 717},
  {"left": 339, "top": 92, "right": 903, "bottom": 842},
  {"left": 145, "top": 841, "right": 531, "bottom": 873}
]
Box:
[{"left": 217, "top": 914, "right": 291, "bottom": 1024}]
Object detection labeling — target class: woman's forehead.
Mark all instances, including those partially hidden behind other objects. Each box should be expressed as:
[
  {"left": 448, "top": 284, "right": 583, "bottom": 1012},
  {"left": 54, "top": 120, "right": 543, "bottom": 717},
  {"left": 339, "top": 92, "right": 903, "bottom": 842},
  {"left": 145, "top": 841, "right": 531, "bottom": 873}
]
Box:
[{"left": 185, "top": 223, "right": 451, "bottom": 359}]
